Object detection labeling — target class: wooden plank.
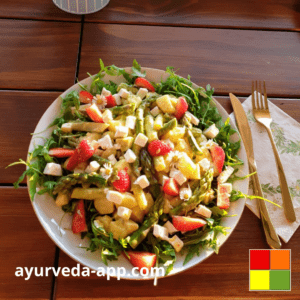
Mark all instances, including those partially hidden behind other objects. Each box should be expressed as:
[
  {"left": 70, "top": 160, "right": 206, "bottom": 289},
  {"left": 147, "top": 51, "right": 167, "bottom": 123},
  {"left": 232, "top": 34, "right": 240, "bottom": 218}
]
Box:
[
  {"left": 0, "top": 0, "right": 81, "bottom": 21},
  {"left": 0, "top": 187, "right": 56, "bottom": 299},
  {"left": 0, "top": 20, "right": 80, "bottom": 90},
  {"left": 0, "top": 91, "right": 61, "bottom": 184},
  {"left": 85, "top": 0, "right": 300, "bottom": 31},
  {"left": 2, "top": 90, "right": 299, "bottom": 184},
  {"left": 79, "top": 24, "right": 300, "bottom": 98},
  {"left": 55, "top": 208, "right": 300, "bottom": 299}
]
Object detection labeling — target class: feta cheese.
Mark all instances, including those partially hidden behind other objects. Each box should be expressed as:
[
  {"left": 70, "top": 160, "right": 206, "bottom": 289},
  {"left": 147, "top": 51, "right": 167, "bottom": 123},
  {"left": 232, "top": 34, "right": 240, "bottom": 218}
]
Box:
[
  {"left": 114, "top": 143, "right": 121, "bottom": 150},
  {"left": 113, "top": 93, "right": 121, "bottom": 105},
  {"left": 117, "top": 206, "right": 132, "bottom": 220},
  {"left": 170, "top": 169, "right": 187, "bottom": 186},
  {"left": 168, "top": 235, "right": 184, "bottom": 252},
  {"left": 150, "top": 106, "right": 161, "bottom": 117},
  {"left": 114, "top": 126, "right": 128, "bottom": 138},
  {"left": 134, "top": 175, "right": 150, "bottom": 189},
  {"left": 43, "top": 163, "right": 62, "bottom": 176},
  {"left": 126, "top": 116, "right": 136, "bottom": 130},
  {"left": 153, "top": 224, "right": 169, "bottom": 241},
  {"left": 118, "top": 88, "right": 130, "bottom": 99},
  {"left": 195, "top": 204, "right": 212, "bottom": 218},
  {"left": 203, "top": 124, "right": 219, "bottom": 139},
  {"left": 219, "top": 183, "right": 232, "bottom": 194},
  {"left": 98, "top": 134, "right": 113, "bottom": 149},
  {"left": 136, "top": 88, "right": 148, "bottom": 99},
  {"left": 108, "top": 154, "right": 117, "bottom": 165},
  {"left": 185, "top": 111, "right": 199, "bottom": 126},
  {"left": 102, "top": 109, "right": 113, "bottom": 123},
  {"left": 61, "top": 123, "right": 72, "bottom": 133},
  {"left": 124, "top": 149, "right": 136, "bottom": 163},
  {"left": 85, "top": 161, "right": 100, "bottom": 173},
  {"left": 217, "top": 166, "right": 234, "bottom": 183},
  {"left": 101, "top": 87, "right": 111, "bottom": 97},
  {"left": 134, "top": 133, "right": 148, "bottom": 147},
  {"left": 163, "top": 221, "right": 178, "bottom": 235},
  {"left": 106, "top": 191, "right": 124, "bottom": 205},
  {"left": 199, "top": 158, "right": 211, "bottom": 172}
]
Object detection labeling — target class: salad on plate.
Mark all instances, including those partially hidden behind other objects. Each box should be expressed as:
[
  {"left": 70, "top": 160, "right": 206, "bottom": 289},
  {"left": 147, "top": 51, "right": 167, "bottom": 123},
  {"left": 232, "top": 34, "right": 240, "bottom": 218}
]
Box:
[{"left": 10, "top": 60, "right": 246, "bottom": 275}]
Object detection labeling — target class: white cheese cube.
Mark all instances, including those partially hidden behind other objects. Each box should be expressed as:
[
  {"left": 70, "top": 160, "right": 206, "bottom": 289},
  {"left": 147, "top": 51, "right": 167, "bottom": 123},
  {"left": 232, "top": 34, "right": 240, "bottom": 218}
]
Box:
[
  {"left": 217, "top": 166, "right": 234, "bottom": 183},
  {"left": 106, "top": 191, "right": 124, "bottom": 205},
  {"left": 168, "top": 235, "right": 184, "bottom": 252},
  {"left": 170, "top": 169, "right": 187, "bottom": 186},
  {"left": 219, "top": 183, "right": 232, "bottom": 194},
  {"left": 195, "top": 205, "right": 212, "bottom": 218},
  {"left": 108, "top": 154, "right": 117, "bottom": 165},
  {"left": 136, "top": 88, "right": 148, "bottom": 99},
  {"left": 163, "top": 221, "right": 178, "bottom": 235},
  {"left": 203, "top": 124, "right": 219, "bottom": 139},
  {"left": 124, "top": 149, "right": 136, "bottom": 163},
  {"left": 126, "top": 116, "right": 136, "bottom": 130},
  {"left": 114, "top": 126, "right": 128, "bottom": 138},
  {"left": 134, "top": 175, "right": 150, "bottom": 189},
  {"left": 43, "top": 163, "right": 62, "bottom": 176},
  {"left": 85, "top": 161, "right": 100, "bottom": 173},
  {"left": 117, "top": 206, "right": 132, "bottom": 220},
  {"left": 118, "top": 88, "right": 130, "bottom": 99},
  {"left": 114, "top": 143, "right": 121, "bottom": 150},
  {"left": 98, "top": 134, "right": 113, "bottom": 149},
  {"left": 101, "top": 87, "right": 111, "bottom": 97},
  {"left": 150, "top": 106, "right": 161, "bottom": 117},
  {"left": 102, "top": 109, "right": 113, "bottom": 123},
  {"left": 134, "top": 133, "right": 148, "bottom": 147},
  {"left": 153, "top": 224, "right": 169, "bottom": 241},
  {"left": 113, "top": 93, "right": 121, "bottom": 105},
  {"left": 199, "top": 158, "right": 211, "bottom": 172},
  {"left": 185, "top": 111, "right": 199, "bottom": 126},
  {"left": 61, "top": 123, "right": 72, "bottom": 133}
]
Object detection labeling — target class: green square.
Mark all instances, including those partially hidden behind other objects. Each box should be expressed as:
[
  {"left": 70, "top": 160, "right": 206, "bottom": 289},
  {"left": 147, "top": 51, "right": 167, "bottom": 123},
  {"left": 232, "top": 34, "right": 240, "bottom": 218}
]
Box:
[
  {"left": 250, "top": 270, "right": 270, "bottom": 290},
  {"left": 270, "top": 270, "right": 290, "bottom": 290}
]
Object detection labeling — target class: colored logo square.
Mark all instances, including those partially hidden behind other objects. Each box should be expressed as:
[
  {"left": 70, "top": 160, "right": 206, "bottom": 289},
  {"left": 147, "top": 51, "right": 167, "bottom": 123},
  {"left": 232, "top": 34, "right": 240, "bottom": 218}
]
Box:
[
  {"left": 270, "top": 270, "right": 291, "bottom": 290},
  {"left": 250, "top": 250, "right": 270, "bottom": 270},
  {"left": 250, "top": 270, "right": 270, "bottom": 290},
  {"left": 270, "top": 249, "right": 290, "bottom": 270}
]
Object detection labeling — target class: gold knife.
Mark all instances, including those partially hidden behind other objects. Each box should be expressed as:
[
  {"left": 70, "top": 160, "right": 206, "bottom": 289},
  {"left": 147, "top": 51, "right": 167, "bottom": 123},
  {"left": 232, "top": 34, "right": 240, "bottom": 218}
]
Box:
[{"left": 229, "top": 93, "right": 281, "bottom": 249}]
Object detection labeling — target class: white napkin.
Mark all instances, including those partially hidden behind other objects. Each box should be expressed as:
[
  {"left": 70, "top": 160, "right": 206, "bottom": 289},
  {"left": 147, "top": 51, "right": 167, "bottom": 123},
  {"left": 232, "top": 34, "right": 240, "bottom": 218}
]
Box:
[{"left": 230, "top": 95, "right": 300, "bottom": 243}]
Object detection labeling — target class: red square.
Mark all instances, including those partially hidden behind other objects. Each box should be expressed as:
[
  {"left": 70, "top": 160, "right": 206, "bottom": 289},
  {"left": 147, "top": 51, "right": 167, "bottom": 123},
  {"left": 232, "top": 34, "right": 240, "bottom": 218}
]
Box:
[{"left": 250, "top": 250, "right": 270, "bottom": 270}]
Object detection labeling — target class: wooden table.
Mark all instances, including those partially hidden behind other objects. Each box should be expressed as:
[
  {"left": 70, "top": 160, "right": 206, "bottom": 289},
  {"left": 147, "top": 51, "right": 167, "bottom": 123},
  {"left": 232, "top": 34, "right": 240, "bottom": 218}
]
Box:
[{"left": 1, "top": 1, "right": 300, "bottom": 299}]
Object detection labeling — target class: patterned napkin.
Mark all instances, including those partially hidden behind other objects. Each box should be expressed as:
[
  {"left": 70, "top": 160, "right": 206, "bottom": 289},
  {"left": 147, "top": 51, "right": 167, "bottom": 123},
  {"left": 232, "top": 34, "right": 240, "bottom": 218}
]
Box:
[
  {"left": 230, "top": 95, "right": 300, "bottom": 243},
  {"left": 53, "top": 0, "right": 110, "bottom": 14}
]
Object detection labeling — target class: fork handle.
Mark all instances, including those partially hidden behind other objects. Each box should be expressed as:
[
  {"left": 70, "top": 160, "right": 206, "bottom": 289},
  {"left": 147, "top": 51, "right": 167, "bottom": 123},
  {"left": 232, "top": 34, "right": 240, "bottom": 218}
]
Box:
[{"left": 265, "top": 127, "right": 297, "bottom": 222}]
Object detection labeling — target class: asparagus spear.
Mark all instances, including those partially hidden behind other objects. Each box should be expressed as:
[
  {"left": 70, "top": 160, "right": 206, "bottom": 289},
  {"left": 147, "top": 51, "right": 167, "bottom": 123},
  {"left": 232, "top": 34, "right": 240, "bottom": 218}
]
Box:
[
  {"left": 91, "top": 154, "right": 110, "bottom": 166},
  {"left": 186, "top": 129, "right": 203, "bottom": 155},
  {"left": 109, "top": 103, "right": 136, "bottom": 116},
  {"left": 169, "top": 169, "right": 213, "bottom": 216},
  {"left": 145, "top": 114, "right": 158, "bottom": 142},
  {"left": 158, "top": 118, "right": 177, "bottom": 137},
  {"left": 129, "top": 193, "right": 164, "bottom": 249}
]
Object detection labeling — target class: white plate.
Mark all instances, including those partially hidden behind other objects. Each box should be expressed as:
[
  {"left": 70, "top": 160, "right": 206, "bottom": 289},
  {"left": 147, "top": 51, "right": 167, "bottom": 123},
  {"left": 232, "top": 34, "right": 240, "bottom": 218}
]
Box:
[{"left": 28, "top": 67, "right": 248, "bottom": 280}]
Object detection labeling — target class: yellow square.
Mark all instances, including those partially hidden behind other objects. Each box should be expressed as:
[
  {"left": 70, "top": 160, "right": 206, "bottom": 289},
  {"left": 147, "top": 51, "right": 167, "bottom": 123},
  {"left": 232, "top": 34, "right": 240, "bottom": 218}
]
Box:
[{"left": 250, "top": 270, "right": 270, "bottom": 290}]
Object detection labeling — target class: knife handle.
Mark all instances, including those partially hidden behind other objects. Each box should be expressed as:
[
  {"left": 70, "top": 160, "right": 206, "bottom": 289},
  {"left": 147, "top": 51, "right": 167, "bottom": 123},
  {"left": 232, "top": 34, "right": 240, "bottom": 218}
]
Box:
[{"left": 249, "top": 163, "right": 282, "bottom": 249}]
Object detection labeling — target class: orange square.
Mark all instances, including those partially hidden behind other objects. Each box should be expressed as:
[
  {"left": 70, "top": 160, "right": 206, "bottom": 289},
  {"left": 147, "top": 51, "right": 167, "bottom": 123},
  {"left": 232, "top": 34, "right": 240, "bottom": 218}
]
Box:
[{"left": 270, "top": 250, "right": 290, "bottom": 270}]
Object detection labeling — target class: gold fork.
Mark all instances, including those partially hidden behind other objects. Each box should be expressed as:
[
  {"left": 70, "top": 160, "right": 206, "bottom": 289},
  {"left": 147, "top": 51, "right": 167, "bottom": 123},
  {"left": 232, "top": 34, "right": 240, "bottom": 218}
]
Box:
[{"left": 252, "top": 81, "right": 296, "bottom": 222}]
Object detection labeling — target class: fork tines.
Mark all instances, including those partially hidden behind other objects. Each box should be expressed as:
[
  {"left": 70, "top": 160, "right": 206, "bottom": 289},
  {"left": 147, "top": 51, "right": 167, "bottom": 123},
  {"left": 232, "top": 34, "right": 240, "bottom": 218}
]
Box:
[{"left": 252, "top": 81, "right": 268, "bottom": 110}]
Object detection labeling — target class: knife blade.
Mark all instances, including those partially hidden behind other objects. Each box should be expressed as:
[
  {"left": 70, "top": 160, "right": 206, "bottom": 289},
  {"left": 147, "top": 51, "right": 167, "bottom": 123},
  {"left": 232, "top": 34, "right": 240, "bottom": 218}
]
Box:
[{"left": 229, "top": 93, "right": 281, "bottom": 249}]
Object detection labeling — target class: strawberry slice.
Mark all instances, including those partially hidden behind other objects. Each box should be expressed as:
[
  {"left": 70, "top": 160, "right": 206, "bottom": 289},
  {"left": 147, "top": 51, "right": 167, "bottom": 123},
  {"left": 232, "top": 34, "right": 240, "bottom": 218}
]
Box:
[
  {"left": 79, "top": 91, "right": 93, "bottom": 104},
  {"left": 49, "top": 148, "right": 75, "bottom": 158},
  {"left": 86, "top": 103, "right": 104, "bottom": 123},
  {"left": 172, "top": 216, "right": 207, "bottom": 232},
  {"left": 147, "top": 140, "right": 173, "bottom": 157},
  {"left": 105, "top": 94, "right": 116, "bottom": 108},
  {"left": 174, "top": 97, "right": 188, "bottom": 120},
  {"left": 66, "top": 139, "right": 95, "bottom": 171},
  {"left": 72, "top": 199, "right": 88, "bottom": 234},
  {"left": 112, "top": 170, "right": 131, "bottom": 192},
  {"left": 210, "top": 144, "right": 225, "bottom": 174},
  {"left": 163, "top": 178, "right": 179, "bottom": 196},
  {"left": 217, "top": 183, "right": 230, "bottom": 209},
  {"left": 135, "top": 77, "right": 155, "bottom": 92},
  {"left": 124, "top": 251, "right": 156, "bottom": 274}
]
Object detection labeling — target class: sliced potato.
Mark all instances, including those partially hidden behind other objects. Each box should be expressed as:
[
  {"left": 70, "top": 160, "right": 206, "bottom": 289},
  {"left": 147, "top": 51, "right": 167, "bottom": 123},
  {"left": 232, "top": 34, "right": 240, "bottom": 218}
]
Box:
[
  {"left": 95, "top": 215, "right": 112, "bottom": 232},
  {"left": 55, "top": 192, "right": 70, "bottom": 207},
  {"left": 130, "top": 206, "right": 145, "bottom": 223},
  {"left": 61, "top": 122, "right": 109, "bottom": 133},
  {"left": 71, "top": 188, "right": 105, "bottom": 200},
  {"left": 94, "top": 198, "right": 115, "bottom": 214}
]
